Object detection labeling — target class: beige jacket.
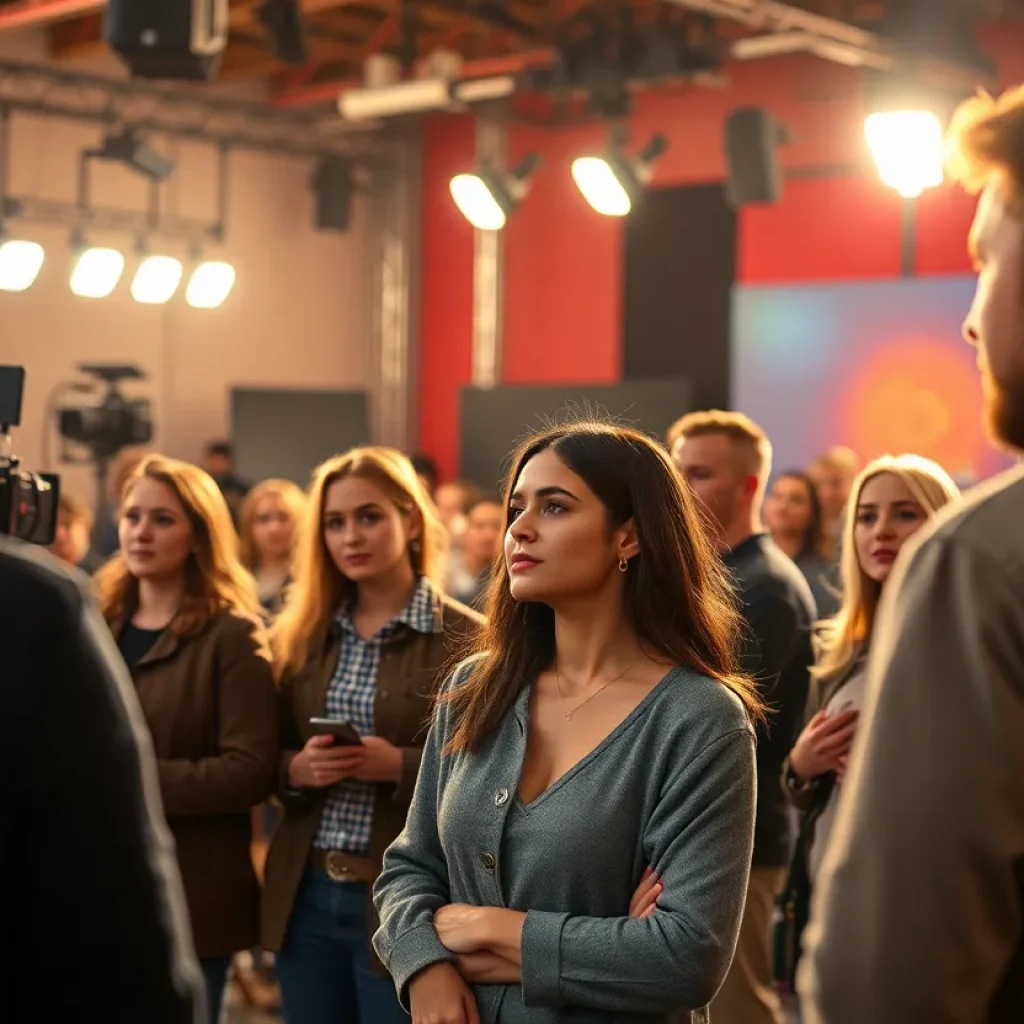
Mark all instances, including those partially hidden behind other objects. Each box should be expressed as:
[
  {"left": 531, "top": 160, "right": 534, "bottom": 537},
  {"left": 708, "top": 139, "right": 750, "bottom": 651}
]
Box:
[{"left": 799, "top": 464, "right": 1024, "bottom": 1023}]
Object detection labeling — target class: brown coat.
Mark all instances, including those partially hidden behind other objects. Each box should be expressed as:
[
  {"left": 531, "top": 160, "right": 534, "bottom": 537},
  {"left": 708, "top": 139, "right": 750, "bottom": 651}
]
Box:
[
  {"left": 125, "top": 610, "right": 279, "bottom": 959},
  {"left": 261, "top": 594, "right": 483, "bottom": 957}
]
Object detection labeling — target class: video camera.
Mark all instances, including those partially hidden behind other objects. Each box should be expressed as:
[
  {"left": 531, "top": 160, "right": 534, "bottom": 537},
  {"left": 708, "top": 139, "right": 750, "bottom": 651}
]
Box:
[
  {"left": 57, "top": 364, "right": 153, "bottom": 461},
  {"left": 0, "top": 366, "right": 60, "bottom": 546}
]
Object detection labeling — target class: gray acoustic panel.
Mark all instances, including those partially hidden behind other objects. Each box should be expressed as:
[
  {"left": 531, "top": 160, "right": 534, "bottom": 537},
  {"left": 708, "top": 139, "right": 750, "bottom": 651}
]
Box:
[
  {"left": 231, "top": 387, "right": 370, "bottom": 487},
  {"left": 459, "top": 379, "right": 693, "bottom": 494}
]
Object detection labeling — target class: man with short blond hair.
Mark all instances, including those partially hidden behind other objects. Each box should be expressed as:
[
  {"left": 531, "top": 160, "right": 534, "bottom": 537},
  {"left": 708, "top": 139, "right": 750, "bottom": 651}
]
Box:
[
  {"left": 799, "top": 84, "right": 1024, "bottom": 1023},
  {"left": 671, "top": 410, "right": 813, "bottom": 1024}
]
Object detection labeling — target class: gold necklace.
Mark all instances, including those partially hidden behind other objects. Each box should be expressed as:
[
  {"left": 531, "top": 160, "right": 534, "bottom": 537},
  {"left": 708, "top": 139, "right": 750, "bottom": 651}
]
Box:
[{"left": 555, "top": 658, "right": 641, "bottom": 722}]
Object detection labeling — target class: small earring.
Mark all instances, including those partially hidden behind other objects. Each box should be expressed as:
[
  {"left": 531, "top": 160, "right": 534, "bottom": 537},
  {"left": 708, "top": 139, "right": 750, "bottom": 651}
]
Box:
[
  {"left": 410, "top": 539, "right": 421, "bottom": 554},
  {"left": 618, "top": 556, "right": 629, "bottom": 573}
]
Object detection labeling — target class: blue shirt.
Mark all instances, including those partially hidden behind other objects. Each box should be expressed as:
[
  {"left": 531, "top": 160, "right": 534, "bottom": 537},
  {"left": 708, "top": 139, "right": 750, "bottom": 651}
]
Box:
[{"left": 314, "top": 576, "right": 438, "bottom": 855}]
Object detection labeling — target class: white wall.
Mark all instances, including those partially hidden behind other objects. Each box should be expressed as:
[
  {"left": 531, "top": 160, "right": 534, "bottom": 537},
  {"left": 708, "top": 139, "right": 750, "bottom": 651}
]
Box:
[{"left": 0, "top": 30, "right": 373, "bottom": 505}]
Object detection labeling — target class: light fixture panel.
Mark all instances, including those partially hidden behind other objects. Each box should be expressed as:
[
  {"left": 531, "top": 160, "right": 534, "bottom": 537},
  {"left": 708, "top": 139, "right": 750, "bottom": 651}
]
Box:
[
  {"left": 450, "top": 173, "right": 508, "bottom": 231},
  {"left": 571, "top": 157, "right": 632, "bottom": 217},
  {"left": 131, "top": 254, "right": 183, "bottom": 305},
  {"left": 0, "top": 240, "right": 45, "bottom": 292},
  {"left": 186, "top": 260, "right": 236, "bottom": 308},
  {"left": 70, "top": 247, "right": 125, "bottom": 298}
]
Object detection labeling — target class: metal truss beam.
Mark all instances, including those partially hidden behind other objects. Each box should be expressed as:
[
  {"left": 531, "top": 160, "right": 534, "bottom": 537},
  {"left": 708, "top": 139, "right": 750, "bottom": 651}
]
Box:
[
  {"left": 1, "top": 195, "right": 219, "bottom": 240},
  {"left": 666, "top": 0, "right": 996, "bottom": 91},
  {"left": 471, "top": 117, "right": 504, "bottom": 391},
  {"left": 368, "top": 126, "right": 420, "bottom": 451},
  {"left": 0, "top": 57, "right": 384, "bottom": 162}
]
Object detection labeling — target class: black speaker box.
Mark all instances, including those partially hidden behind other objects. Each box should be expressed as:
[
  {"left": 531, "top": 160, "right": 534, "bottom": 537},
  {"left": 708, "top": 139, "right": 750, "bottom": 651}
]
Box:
[
  {"left": 312, "top": 159, "right": 353, "bottom": 233},
  {"left": 106, "top": 0, "right": 227, "bottom": 81},
  {"left": 724, "top": 108, "right": 783, "bottom": 208}
]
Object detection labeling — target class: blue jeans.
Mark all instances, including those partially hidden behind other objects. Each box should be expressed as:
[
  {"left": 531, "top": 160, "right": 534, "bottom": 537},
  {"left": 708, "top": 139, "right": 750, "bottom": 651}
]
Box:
[
  {"left": 201, "top": 956, "right": 231, "bottom": 1024},
  {"left": 276, "top": 869, "right": 404, "bottom": 1024}
]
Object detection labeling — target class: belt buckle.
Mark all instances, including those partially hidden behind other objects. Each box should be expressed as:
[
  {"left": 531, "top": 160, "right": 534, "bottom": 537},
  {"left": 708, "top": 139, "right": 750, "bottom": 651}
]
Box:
[{"left": 325, "top": 851, "right": 354, "bottom": 883}]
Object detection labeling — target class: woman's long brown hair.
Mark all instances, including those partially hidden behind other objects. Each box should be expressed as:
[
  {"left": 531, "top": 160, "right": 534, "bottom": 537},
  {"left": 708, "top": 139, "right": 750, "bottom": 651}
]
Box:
[
  {"left": 442, "top": 421, "right": 764, "bottom": 753},
  {"left": 95, "top": 454, "right": 262, "bottom": 636}
]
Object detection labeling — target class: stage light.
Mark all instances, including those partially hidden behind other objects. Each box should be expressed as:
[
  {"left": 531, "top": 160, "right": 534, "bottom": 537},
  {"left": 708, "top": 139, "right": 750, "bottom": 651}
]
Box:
[
  {"left": 572, "top": 133, "right": 666, "bottom": 217},
  {"left": 449, "top": 154, "right": 540, "bottom": 231},
  {"left": 131, "top": 254, "right": 183, "bottom": 305},
  {"left": 99, "top": 128, "right": 176, "bottom": 182},
  {"left": 0, "top": 239, "right": 44, "bottom": 292},
  {"left": 186, "top": 260, "right": 235, "bottom": 308},
  {"left": 450, "top": 172, "right": 507, "bottom": 230},
  {"left": 70, "top": 247, "right": 125, "bottom": 299},
  {"left": 865, "top": 110, "right": 944, "bottom": 199},
  {"left": 571, "top": 157, "right": 632, "bottom": 216}
]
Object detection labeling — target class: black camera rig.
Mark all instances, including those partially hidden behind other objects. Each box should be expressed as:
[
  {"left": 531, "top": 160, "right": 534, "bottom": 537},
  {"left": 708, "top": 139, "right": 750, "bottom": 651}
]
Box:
[{"left": 0, "top": 366, "right": 60, "bottom": 546}]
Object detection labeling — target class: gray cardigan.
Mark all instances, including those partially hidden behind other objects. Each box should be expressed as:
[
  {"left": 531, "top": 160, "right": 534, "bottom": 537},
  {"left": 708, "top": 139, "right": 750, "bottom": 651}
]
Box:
[{"left": 372, "top": 662, "right": 757, "bottom": 1023}]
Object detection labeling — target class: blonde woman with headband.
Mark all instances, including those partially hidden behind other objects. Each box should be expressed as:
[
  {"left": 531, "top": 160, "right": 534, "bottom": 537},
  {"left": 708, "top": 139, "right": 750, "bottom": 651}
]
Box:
[
  {"left": 261, "top": 447, "right": 483, "bottom": 1024},
  {"left": 239, "top": 479, "right": 307, "bottom": 617},
  {"left": 775, "top": 454, "right": 959, "bottom": 987},
  {"left": 95, "top": 454, "right": 279, "bottom": 1023}
]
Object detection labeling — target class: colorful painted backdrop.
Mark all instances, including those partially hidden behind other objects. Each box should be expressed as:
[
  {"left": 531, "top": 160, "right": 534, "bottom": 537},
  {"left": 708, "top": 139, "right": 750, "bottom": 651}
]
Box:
[{"left": 733, "top": 277, "right": 1014, "bottom": 486}]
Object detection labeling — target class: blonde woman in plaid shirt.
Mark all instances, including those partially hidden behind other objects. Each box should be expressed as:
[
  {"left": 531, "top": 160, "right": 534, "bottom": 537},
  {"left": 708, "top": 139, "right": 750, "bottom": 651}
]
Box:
[{"left": 262, "top": 447, "right": 484, "bottom": 1024}]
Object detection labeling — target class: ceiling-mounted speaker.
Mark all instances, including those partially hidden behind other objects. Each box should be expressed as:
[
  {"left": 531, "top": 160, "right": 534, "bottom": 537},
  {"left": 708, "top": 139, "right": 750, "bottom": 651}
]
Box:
[
  {"left": 724, "top": 108, "right": 784, "bottom": 208},
  {"left": 106, "top": 0, "right": 228, "bottom": 81},
  {"left": 312, "top": 158, "right": 353, "bottom": 233}
]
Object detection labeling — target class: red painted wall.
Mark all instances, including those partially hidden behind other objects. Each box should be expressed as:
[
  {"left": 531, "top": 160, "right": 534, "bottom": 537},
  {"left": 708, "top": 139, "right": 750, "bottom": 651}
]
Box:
[{"left": 417, "top": 26, "right": 1024, "bottom": 479}]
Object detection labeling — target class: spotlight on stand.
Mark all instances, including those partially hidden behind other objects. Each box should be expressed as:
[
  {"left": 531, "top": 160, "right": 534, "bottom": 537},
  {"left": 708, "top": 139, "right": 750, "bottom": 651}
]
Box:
[
  {"left": 865, "top": 79, "right": 948, "bottom": 199},
  {"left": 450, "top": 154, "right": 541, "bottom": 231},
  {"left": 0, "top": 238, "right": 44, "bottom": 292},
  {"left": 572, "top": 129, "right": 667, "bottom": 217},
  {"left": 865, "top": 109, "right": 944, "bottom": 199}
]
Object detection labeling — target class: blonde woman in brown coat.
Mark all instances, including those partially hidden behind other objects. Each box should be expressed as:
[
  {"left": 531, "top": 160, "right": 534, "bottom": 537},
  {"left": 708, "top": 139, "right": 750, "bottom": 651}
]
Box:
[
  {"left": 96, "top": 454, "right": 279, "bottom": 1023},
  {"left": 262, "top": 447, "right": 483, "bottom": 1024}
]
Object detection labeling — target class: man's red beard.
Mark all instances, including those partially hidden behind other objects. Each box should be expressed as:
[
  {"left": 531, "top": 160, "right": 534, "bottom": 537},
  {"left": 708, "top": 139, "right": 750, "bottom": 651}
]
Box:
[{"left": 981, "top": 364, "right": 1024, "bottom": 454}]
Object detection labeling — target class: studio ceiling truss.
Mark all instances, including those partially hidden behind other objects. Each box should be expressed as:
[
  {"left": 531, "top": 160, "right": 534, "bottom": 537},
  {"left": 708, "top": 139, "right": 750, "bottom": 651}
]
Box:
[{"left": 0, "top": 56, "right": 380, "bottom": 160}]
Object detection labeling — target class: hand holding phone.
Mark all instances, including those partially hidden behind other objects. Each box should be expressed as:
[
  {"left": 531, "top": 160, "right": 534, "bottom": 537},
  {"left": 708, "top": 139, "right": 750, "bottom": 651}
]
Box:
[
  {"left": 289, "top": 722, "right": 367, "bottom": 790},
  {"left": 308, "top": 717, "right": 364, "bottom": 747}
]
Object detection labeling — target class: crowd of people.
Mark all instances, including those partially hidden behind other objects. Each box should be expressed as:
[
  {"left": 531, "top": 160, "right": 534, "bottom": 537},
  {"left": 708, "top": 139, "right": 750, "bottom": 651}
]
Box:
[{"left": 3, "top": 79, "right": 1024, "bottom": 1024}]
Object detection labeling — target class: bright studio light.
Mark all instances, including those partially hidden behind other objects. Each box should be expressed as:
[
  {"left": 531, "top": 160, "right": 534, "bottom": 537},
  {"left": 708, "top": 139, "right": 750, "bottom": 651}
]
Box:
[
  {"left": 0, "top": 239, "right": 45, "bottom": 292},
  {"left": 449, "top": 173, "right": 507, "bottom": 230},
  {"left": 571, "top": 157, "right": 632, "bottom": 217},
  {"left": 131, "top": 254, "right": 183, "bottom": 305},
  {"left": 186, "top": 260, "right": 236, "bottom": 309},
  {"left": 70, "top": 247, "right": 125, "bottom": 298},
  {"left": 865, "top": 110, "right": 944, "bottom": 199}
]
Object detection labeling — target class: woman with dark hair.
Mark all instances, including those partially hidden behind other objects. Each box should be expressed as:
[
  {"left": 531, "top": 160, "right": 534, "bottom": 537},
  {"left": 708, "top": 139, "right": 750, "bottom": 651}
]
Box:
[
  {"left": 764, "top": 470, "right": 839, "bottom": 618},
  {"left": 373, "top": 421, "right": 761, "bottom": 1024}
]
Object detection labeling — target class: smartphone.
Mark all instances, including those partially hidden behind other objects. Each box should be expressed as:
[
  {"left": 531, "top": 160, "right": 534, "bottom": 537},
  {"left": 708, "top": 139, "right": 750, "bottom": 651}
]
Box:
[{"left": 309, "top": 718, "right": 364, "bottom": 746}]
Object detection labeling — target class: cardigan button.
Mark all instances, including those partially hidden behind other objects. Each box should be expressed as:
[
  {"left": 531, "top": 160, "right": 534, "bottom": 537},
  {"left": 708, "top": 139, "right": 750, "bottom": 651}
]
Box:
[
  {"left": 494, "top": 787, "right": 509, "bottom": 807},
  {"left": 481, "top": 852, "right": 496, "bottom": 871}
]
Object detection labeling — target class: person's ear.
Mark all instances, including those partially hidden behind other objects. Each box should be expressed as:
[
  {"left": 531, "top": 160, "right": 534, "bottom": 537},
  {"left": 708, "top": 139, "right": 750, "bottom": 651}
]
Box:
[
  {"left": 407, "top": 506, "right": 424, "bottom": 543},
  {"left": 616, "top": 518, "right": 641, "bottom": 562}
]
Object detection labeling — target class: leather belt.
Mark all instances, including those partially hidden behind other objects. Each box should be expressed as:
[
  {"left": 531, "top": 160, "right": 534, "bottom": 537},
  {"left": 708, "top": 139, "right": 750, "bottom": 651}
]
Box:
[{"left": 309, "top": 849, "right": 378, "bottom": 884}]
